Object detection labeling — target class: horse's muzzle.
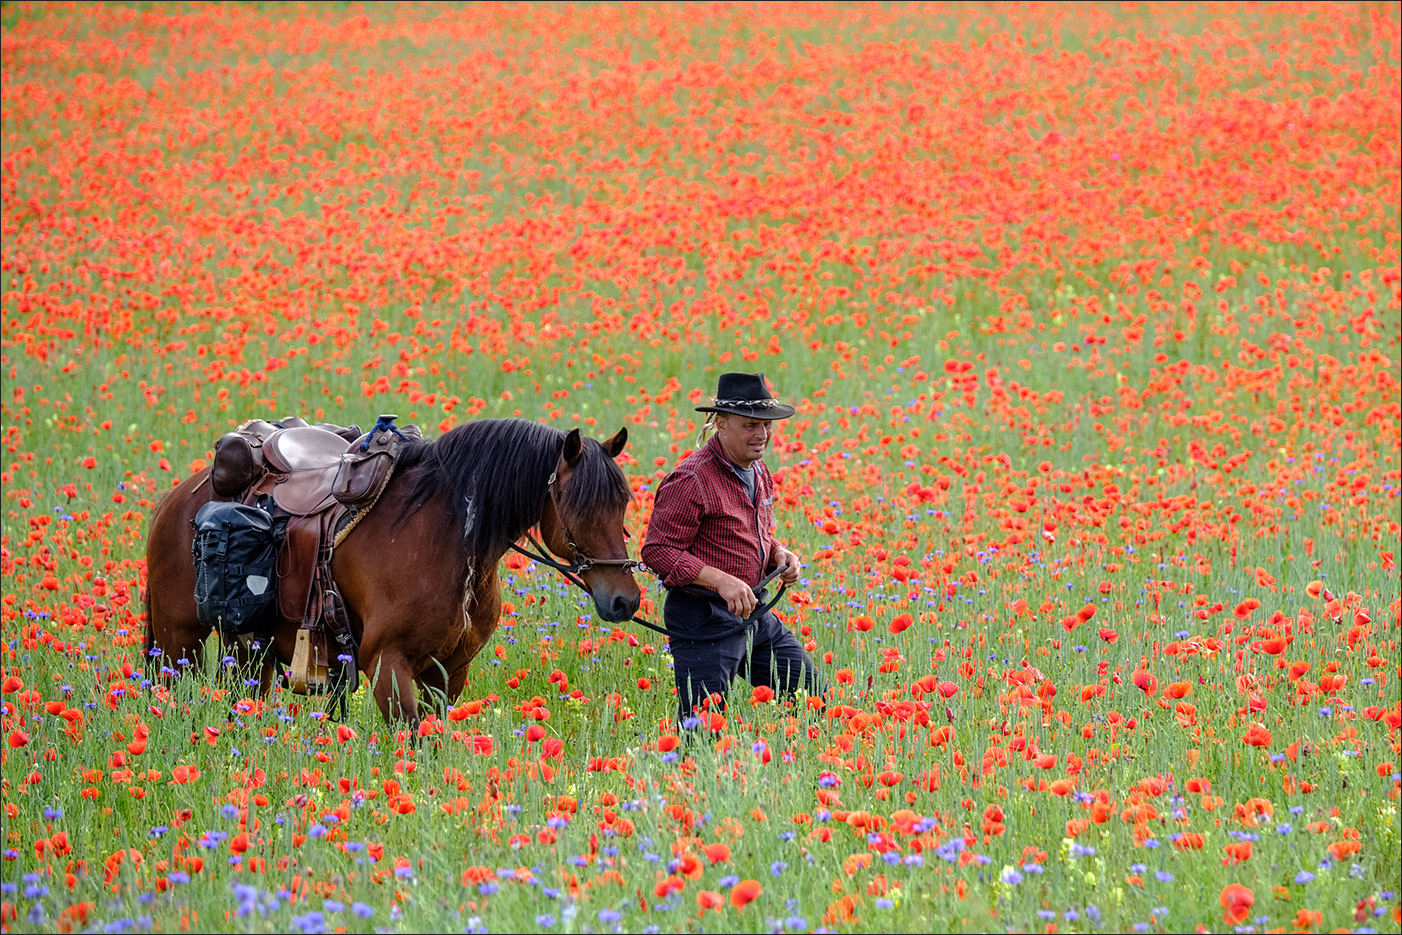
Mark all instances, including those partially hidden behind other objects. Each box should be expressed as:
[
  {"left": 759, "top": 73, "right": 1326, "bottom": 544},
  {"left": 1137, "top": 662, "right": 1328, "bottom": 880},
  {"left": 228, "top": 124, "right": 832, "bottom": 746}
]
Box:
[{"left": 595, "top": 591, "right": 641, "bottom": 623}]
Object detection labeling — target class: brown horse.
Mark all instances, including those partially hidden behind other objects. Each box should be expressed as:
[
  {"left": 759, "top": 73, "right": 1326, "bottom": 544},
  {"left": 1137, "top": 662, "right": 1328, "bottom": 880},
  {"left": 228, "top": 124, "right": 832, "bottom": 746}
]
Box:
[{"left": 144, "top": 419, "right": 641, "bottom": 727}]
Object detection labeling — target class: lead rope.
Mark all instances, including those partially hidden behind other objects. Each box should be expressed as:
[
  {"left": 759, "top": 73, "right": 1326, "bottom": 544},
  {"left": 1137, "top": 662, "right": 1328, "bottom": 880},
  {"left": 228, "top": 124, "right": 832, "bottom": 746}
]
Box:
[{"left": 513, "top": 539, "right": 788, "bottom": 644}]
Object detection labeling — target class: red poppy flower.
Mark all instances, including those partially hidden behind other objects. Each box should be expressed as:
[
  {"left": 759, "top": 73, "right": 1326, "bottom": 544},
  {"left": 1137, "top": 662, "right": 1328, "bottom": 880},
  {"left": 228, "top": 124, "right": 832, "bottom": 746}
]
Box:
[
  {"left": 1242, "top": 724, "right": 1272, "bottom": 747},
  {"left": 730, "top": 879, "right": 762, "bottom": 909},
  {"left": 1132, "top": 671, "right": 1158, "bottom": 695},
  {"left": 1220, "top": 884, "right": 1254, "bottom": 924}
]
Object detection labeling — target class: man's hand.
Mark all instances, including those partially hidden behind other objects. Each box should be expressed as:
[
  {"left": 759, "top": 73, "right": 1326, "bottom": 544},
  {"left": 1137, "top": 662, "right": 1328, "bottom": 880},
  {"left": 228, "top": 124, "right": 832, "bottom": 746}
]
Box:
[
  {"left": 692, "top": 566, "right": 758, "bottom": 618},
  {"left": 774, "top": 547, "right": 802, "bottom": 585}
]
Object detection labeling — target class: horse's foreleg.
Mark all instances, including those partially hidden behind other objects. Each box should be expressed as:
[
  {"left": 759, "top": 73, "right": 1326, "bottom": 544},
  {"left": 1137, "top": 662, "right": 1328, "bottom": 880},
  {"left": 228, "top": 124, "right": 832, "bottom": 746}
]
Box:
[
  {"left": 368, "top": 651, "right": 422, "bottom": 729},
  {"left": 416, "top": 640, "right": 472, "bottom": 716}
]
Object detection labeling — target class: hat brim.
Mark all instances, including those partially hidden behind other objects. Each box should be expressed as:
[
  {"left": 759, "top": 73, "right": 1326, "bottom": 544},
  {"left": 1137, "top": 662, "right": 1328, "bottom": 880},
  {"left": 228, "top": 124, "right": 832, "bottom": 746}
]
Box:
[{"left": 696, "top": 403, "right": 795, "bottom": 420}]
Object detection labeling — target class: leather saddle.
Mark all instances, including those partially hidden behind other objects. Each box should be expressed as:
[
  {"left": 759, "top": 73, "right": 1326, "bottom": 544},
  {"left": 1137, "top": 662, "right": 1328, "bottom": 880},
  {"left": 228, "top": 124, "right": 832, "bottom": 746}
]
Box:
[
  {"left": 205, "top": 415, "right": 417, "bottom": 700},
  {"left": 258, "top": 426, "right": 352, "bottom": 516},
  {"left": 208, "top": 417, "right": 362, "bottom": 696},
  {"left": 213, "top": 419, "right": 362, "bottom": 512}
]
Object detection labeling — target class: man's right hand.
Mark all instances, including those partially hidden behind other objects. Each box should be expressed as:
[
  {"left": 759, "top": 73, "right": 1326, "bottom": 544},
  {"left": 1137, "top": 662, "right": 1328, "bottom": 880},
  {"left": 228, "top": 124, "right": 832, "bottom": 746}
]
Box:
[{"left": 691, "top": 566, "right": 758, "bottom": 618}]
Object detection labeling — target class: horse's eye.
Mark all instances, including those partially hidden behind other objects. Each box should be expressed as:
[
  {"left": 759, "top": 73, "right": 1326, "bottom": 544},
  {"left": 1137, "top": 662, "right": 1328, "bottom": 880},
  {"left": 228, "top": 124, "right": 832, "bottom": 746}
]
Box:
[{"left": 622, "top": 528, "right": 631, "bottom": 539}]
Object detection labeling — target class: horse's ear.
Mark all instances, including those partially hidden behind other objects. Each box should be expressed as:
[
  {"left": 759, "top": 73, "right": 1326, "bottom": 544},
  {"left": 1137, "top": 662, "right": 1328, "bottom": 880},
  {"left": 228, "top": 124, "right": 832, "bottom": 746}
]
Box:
[
  {"left": 562, "top": 428, "right": 583, "bottom": 466},
  {"left": 603, "top": 427, "right": 627, "bottom": 458}
]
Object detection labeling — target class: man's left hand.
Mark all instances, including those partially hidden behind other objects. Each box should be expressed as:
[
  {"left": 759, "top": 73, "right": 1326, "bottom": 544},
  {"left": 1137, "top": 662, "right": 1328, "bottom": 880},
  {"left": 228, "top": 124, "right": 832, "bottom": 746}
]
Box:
[{"left": 775, "top": 548, "right": 801, "bottom": 585}]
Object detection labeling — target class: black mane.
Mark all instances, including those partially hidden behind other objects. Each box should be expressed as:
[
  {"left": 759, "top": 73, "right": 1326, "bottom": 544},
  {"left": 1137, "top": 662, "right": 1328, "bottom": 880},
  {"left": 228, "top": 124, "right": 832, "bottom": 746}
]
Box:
[{"left": 394, "top": 419, "right": 630, "bottom": 561}]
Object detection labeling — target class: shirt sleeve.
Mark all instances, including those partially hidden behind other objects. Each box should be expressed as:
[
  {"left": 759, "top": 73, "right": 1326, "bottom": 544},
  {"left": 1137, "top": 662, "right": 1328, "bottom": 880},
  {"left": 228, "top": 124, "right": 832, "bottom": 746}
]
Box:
[{"left": 640, "top": 469, "right": 707, "bottom": 588}]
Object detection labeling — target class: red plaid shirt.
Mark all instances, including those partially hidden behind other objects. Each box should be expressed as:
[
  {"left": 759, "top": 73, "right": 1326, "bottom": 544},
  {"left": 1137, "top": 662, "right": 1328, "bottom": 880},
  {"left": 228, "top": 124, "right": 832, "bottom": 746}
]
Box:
[{"left": 641, "top": 434, "right": 780, "bottom": 589}]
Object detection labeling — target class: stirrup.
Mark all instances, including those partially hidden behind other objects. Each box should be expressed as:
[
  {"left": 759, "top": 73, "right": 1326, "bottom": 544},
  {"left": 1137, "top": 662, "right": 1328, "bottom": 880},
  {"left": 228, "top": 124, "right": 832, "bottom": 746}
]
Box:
[{"left": 289, "top": 627, "right": 329, "bottom": 695}]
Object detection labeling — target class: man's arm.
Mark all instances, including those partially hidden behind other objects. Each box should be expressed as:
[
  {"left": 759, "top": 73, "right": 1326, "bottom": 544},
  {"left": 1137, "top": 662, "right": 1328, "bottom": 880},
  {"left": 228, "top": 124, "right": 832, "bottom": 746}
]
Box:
[
  {"left": 689, "top": 564, "right": 761, "bottom": 618},
  {"left": 767, "top": 544, "right": 802, "bottom": 585},
  {"left": 641, "top": 471, "right": 764, "bottom": 618},
  {"left": 641, "top": 470, "right": 717, "bottom": 585}
]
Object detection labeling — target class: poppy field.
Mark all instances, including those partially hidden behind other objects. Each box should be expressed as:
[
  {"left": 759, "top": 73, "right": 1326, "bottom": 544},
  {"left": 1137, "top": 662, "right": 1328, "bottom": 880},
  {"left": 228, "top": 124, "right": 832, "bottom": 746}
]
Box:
[{"left": 2, "top": 2, "right": 1400, "bottom": 932}]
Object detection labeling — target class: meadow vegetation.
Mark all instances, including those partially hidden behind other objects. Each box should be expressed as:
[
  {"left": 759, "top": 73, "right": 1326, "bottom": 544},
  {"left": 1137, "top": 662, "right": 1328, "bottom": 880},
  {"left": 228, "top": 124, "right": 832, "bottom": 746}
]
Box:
[{"left": 1, "top": 3, "right": 1399, "bottom": 932}]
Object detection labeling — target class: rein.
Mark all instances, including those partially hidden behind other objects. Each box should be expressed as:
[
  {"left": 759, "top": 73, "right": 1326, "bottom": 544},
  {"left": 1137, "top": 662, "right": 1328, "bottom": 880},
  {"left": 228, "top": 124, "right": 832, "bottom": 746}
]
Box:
[{"left": 507, "top": 469, "right": 789, "bottom": 643}]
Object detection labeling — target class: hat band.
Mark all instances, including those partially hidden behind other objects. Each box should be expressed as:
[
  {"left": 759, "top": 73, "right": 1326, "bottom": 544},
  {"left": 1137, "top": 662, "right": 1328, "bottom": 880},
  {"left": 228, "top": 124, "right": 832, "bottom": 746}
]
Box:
[{"left": 712, "top": 397, "right": 787, "bottom": 409}]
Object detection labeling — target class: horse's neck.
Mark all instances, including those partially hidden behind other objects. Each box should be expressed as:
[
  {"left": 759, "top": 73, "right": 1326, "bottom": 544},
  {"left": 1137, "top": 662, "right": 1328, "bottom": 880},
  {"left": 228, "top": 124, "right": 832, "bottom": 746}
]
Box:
[{"left": 447, "top": 447, "right": 555, "bottom": 554}]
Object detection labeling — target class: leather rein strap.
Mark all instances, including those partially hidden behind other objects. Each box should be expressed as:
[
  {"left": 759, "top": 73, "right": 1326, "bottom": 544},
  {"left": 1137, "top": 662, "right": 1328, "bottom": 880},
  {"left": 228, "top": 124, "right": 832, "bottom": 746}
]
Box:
[{"left": 507, "top": 469, "right": 787, "bottom": 642}]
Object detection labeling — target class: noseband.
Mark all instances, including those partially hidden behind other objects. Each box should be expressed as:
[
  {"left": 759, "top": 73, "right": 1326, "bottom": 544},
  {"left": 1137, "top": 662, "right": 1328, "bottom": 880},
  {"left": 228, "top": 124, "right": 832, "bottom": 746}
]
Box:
[{"left": 508, "top": 469, "right": 638, "bottom": 594}]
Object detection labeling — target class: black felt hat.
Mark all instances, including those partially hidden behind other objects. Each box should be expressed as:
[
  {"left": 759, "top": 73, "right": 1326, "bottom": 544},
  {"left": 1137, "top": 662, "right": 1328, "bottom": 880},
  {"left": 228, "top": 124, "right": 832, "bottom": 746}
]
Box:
[{"left": 695, "top": 372, "right": 795, "bottom": 420}]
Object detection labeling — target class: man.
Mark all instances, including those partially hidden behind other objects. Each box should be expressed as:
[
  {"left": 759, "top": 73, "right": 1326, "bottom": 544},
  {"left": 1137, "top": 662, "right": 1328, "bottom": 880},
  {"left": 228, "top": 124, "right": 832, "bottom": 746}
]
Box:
[{"left": 641, "top": 372, "right": 824, "bottom": 727}]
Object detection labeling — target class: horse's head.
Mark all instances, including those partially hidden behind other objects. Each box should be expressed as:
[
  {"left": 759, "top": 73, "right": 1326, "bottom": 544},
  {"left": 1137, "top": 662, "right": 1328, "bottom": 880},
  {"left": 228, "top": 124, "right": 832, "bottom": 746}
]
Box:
[{"left": 539, "top": 427, "right": 642, "bottom": 623}]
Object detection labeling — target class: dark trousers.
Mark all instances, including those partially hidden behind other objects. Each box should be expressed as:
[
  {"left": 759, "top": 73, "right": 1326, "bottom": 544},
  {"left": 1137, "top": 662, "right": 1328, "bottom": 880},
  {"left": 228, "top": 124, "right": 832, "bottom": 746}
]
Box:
[{"left": 664, "top": 590, "right": 824, "bottom": 725}]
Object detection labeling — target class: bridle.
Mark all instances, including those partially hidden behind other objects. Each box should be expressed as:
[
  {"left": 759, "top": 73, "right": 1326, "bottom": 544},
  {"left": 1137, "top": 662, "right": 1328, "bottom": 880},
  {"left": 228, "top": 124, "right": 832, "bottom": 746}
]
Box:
[
  {"left": 508, "top": 460, "right": 789, "bottom": 644},
  {"left": 508, "top": 467, "right": 639, "bottom": 595}
]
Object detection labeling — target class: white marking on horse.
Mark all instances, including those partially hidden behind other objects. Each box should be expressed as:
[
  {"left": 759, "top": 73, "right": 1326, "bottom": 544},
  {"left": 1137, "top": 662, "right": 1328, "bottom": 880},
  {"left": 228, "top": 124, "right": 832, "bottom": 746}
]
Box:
[{"left": 463, "top": 495, "right": 477, "bottom": 539}]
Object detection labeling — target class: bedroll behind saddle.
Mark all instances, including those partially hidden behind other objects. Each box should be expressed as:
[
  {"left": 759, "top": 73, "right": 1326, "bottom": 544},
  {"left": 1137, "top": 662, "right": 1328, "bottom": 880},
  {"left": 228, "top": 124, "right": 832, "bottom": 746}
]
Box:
[{"left": 191, "top": 500, "right": 282, "bottom": 634}]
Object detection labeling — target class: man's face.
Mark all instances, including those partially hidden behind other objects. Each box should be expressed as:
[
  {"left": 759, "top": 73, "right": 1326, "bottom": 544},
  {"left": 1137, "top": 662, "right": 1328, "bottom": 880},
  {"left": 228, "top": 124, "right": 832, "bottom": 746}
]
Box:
[{"left": 714, "top": 414, "right": 774, "bottom": 467}]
